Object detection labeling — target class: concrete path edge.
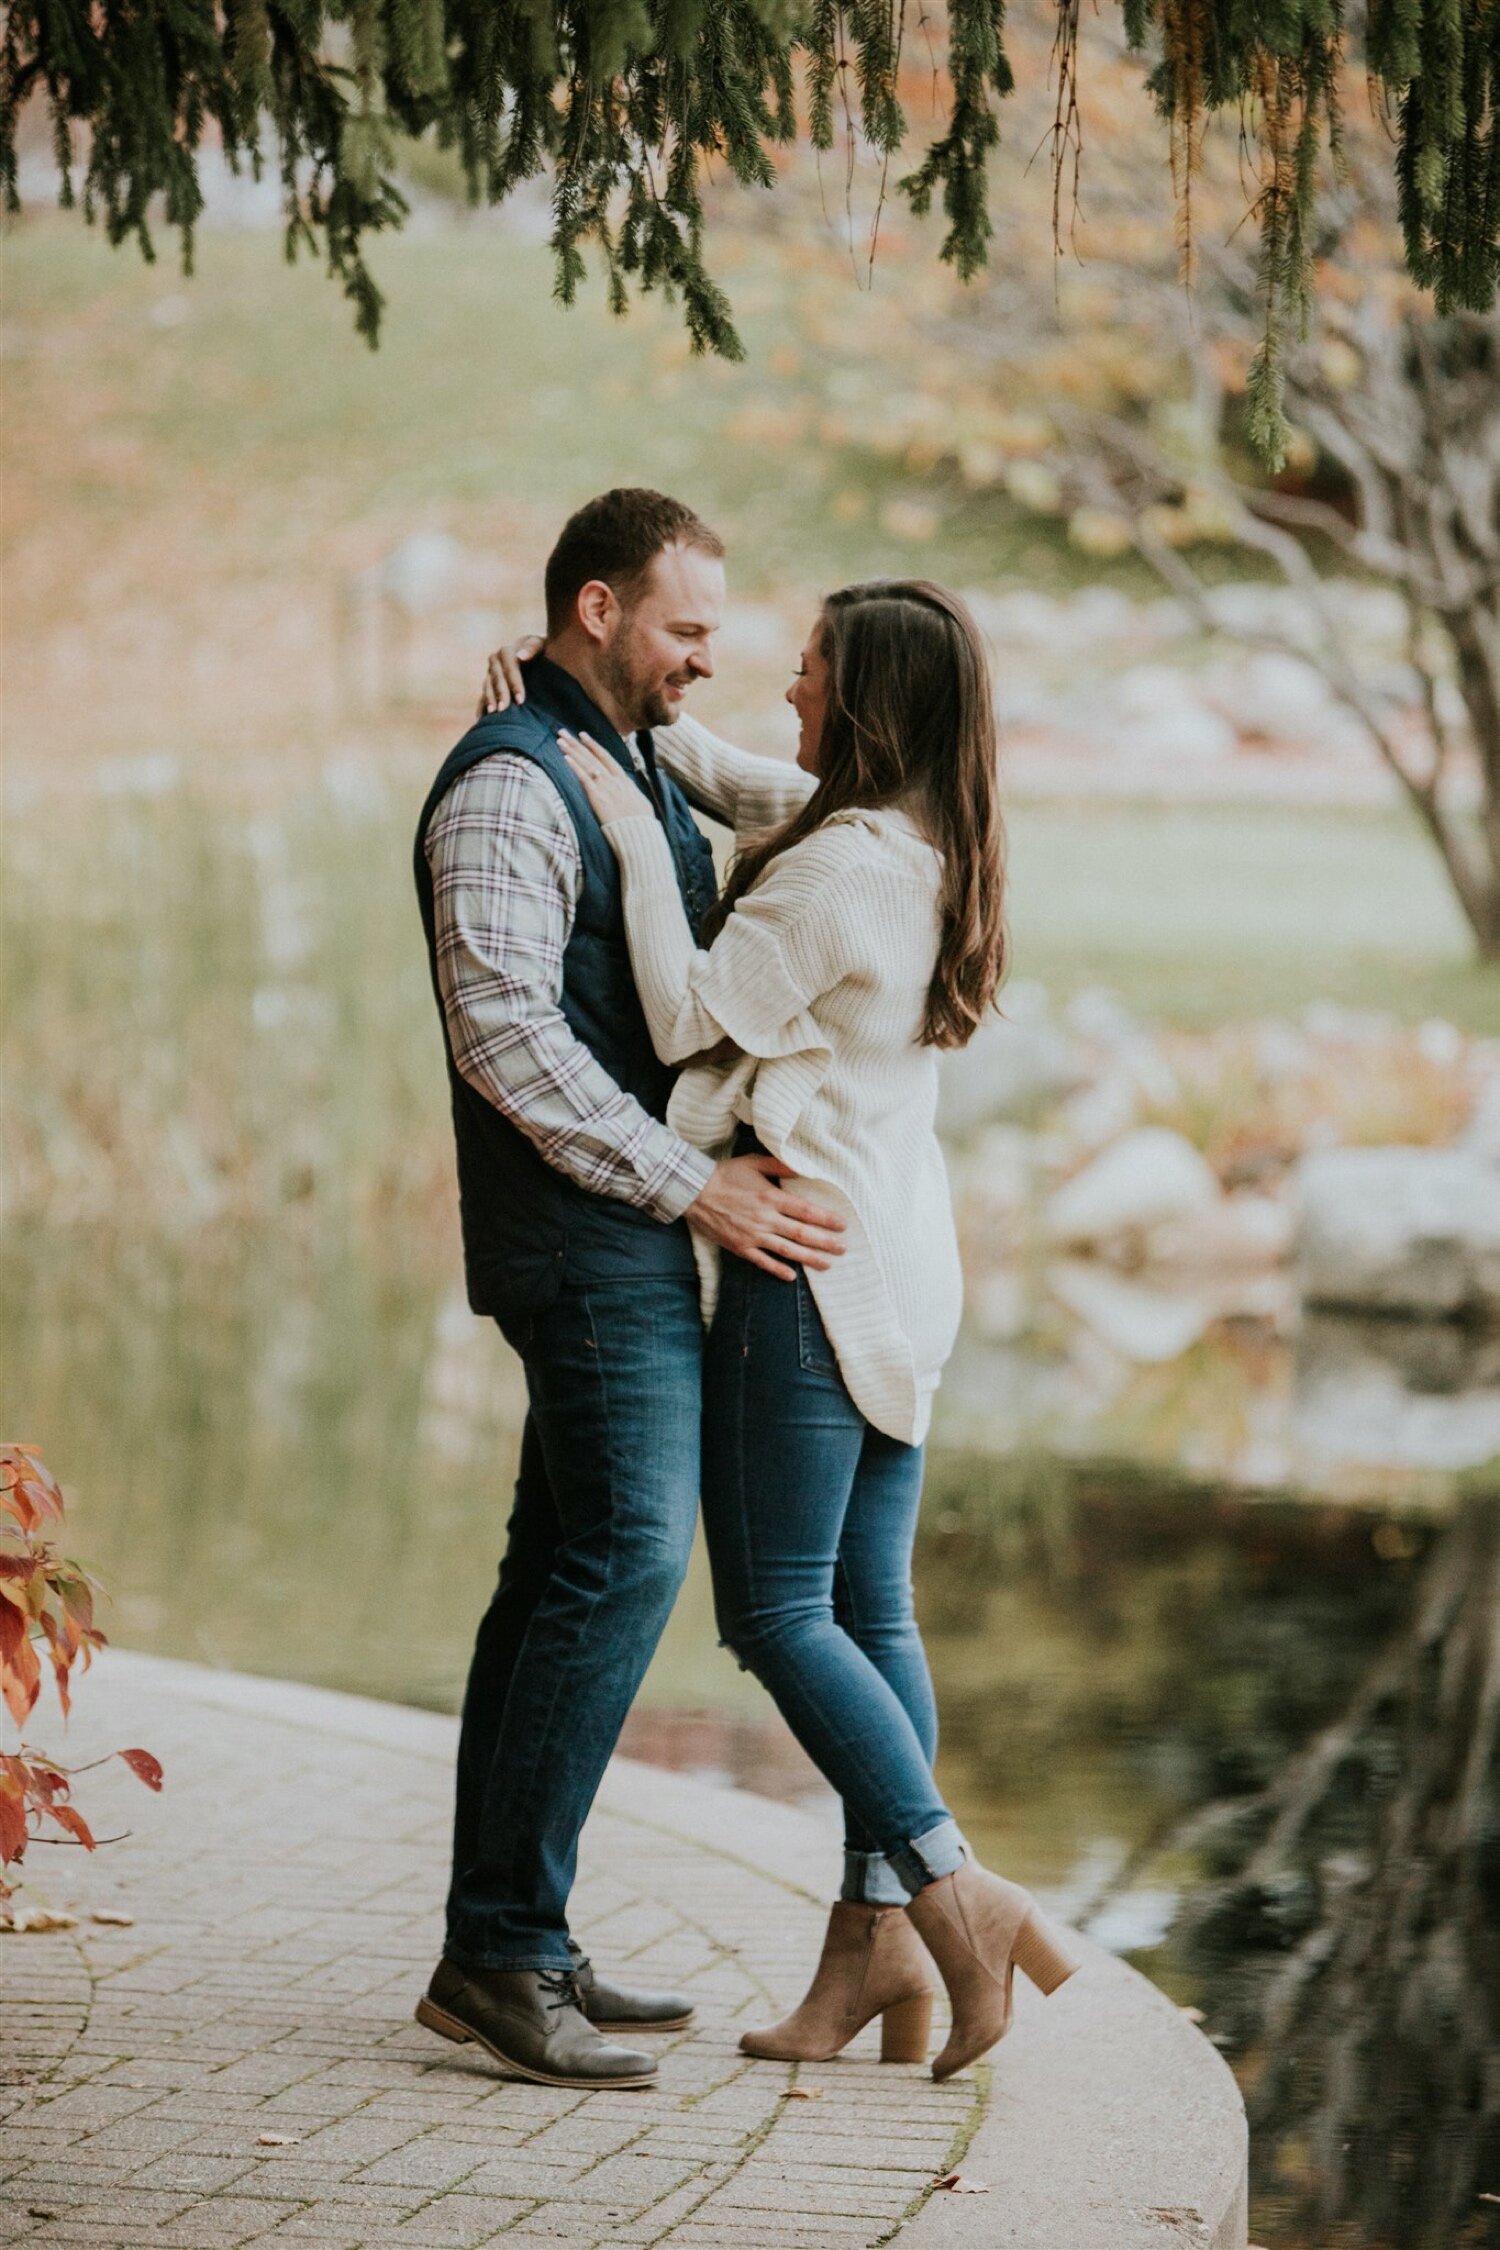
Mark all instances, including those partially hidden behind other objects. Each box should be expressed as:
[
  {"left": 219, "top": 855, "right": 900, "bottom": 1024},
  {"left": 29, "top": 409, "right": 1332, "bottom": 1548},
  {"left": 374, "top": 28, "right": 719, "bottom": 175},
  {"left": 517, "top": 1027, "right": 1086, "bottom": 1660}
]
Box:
[{"left": 98, "top": 1651, "right": 1250, "bottom": 2250}]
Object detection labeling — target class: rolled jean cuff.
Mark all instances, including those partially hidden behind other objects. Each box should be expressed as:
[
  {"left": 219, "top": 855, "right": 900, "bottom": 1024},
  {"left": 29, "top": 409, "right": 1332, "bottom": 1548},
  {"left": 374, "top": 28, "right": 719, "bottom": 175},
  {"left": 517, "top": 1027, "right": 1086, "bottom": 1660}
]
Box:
[
  {"left": 886, "top": 1817, "right": 967, "bottom": 1898},
  {"left": 841, "top": 1849, "right": 910, "bottom": 1907}
]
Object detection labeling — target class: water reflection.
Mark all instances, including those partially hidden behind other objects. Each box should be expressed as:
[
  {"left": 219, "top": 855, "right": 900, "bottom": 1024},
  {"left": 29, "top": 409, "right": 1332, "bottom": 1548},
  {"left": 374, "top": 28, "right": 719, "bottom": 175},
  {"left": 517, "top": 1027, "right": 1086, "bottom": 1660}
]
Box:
[{"left": 939, "top": 1291, "right": 1500, "bottom": 1499}]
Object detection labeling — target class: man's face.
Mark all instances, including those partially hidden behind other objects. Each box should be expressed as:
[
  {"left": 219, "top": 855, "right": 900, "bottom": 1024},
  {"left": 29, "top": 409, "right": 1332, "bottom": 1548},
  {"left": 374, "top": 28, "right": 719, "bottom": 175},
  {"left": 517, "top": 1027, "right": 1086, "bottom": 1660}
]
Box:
[{"left": 597, "top": 542, "right": 724, "bottom": 730}]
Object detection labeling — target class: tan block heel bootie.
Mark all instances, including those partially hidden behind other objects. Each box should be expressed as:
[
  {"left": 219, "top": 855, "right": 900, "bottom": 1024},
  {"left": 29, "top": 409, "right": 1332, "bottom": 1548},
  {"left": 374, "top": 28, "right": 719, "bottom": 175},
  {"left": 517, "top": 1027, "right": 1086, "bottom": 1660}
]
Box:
[
  {"left": 905, "top": 1860, "right": 1080, "bottom": 2081},
  {"left": 739, "top": 1901, "right": 936, "bottom": 2064}
]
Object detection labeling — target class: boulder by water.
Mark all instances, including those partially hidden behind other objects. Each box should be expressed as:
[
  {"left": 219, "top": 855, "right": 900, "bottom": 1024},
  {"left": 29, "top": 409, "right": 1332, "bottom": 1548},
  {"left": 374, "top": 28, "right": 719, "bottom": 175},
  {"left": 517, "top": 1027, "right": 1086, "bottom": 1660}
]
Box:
[
  {"left": 938, "top": 1000, "right": 1084, "bottom": 1137},
  {"left": 1296, "top": 1147, "right": 1500, "bottom": 1320},
  {"left": 1294, "top": 1311, "right": 1500, "bottom": 1470},
  {"left": 1047, "top": 1126, "right": 1223, "bottom": 1251}
]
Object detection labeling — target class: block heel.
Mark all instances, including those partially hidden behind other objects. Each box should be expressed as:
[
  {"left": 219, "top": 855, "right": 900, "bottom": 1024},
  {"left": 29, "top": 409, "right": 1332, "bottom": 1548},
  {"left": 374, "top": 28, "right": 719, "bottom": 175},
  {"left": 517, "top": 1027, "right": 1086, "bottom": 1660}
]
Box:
[
  {"left": 1012, "top": 1912, "right": 1080, "bottom": 1998},
  {"left": 738, "top": 1902, "right": 937, "bottom": 2062},
  {"left": 879, "top": 1990, "right": 933, "bottom": 2063},
  {"left": 415, "top": 1995, "right": 473, "bottom": 2043}
]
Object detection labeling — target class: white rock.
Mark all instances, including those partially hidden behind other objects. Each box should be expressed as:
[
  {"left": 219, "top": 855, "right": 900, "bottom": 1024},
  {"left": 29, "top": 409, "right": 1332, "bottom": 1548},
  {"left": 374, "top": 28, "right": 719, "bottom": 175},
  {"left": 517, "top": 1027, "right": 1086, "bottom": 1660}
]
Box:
[
  {"left": 971, "top": 590, "right": 1065, "bottom": 647},
  {"left": 955, "top": 1123, "right": 1035, "bottom": 1226},
  {"left": 1301, "top": 1000, "right": 1398, "bottom": 1045},
  {"left": 1294, "top": 1313, "right": 1500, "bottom": 1470},
  {"left": 1459, "top": 1070, "right": 1500, "bottom": 1166},
  {"left": 992, "top": 677, "right": 1052, "bottom": 729},
  {"left": 1053, "top": 1071, "right": 1141, "bottom": 1160},
  {"left": 1205, "top": 582, "right": 1317, "bottom": 647},
  {"left": 1080, "top": 666, "right": 1238, "bottom": 763},
  {"left": 1047, "top": 1127, "right": 1222, "bottom": 1248},
  {"left": 1203, "top": 650, "right": 1336, "bottom": 739},
  {"left": 1049, "top": 1260, "right": 1213, "bottom": 1364},
  {"left": 1115, "top": 1035, "right": 1185, "bottom": 1110},
  {"left": 965, "top": 1266, "right": 1029, "bottom": 1343},
  {"left": 1252, "top": 1019, "right": 1314, "bottom": 1080},
  {"left": 1146, "top": 1193, "right": 1293, "bottom": 1273},
  {"left": 1121, "top": 703, "right": 1238, "bottom": 762},
  {"left": 1415, "top": 1017, "right": 1464, "bottom": 1067},
  {"left": 938, "top": 1014, "right": 1084, "bottom": 1137},
  {"left": 1062, "top": 987, "right": 1140, "bottom": 1048},
  {"left": 1321, "top": 581, "right": 1410, "bottom": 646},
  {"left": 1296, "top": 1146, "right": 1500, "bottom": 1318},
  {"left": 1069, "top": 587, "right": 1138, "bottom": 641}
]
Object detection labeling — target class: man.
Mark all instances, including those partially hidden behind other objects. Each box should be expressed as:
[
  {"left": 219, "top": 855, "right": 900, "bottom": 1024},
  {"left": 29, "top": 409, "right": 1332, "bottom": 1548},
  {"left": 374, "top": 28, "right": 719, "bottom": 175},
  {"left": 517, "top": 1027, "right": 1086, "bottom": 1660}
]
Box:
[{"left": 411, "top": 490, "right": 844, "bottom": 2089}]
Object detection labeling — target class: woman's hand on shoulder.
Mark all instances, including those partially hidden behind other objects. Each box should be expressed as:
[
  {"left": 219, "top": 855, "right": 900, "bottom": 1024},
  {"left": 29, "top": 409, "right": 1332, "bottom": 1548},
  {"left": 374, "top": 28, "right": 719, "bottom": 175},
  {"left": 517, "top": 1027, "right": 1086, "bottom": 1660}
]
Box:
[
  {"left": 560, "top": 732, "right": 654, "bottom": 828},
  {"left": 477, "top": 634, "right": 544, "bottom": 718}
]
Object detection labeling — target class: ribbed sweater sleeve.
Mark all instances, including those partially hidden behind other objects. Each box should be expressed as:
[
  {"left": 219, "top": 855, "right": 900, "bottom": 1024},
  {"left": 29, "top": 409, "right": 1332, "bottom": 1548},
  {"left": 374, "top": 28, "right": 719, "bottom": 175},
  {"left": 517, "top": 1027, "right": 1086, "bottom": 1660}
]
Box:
[
  {"left": 653, "top": 714, "right": 815, "bottom": 844},
  {"left": 605, "top": 814, "right": 872, "bottom": 1067}
]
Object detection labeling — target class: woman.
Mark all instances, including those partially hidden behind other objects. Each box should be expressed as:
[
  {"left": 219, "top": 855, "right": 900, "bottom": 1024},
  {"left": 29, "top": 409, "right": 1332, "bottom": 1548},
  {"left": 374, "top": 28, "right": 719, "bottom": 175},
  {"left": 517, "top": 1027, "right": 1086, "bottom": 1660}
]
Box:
[{"left": 482, "top": 583, "right": 1078, "bottom": 2080}]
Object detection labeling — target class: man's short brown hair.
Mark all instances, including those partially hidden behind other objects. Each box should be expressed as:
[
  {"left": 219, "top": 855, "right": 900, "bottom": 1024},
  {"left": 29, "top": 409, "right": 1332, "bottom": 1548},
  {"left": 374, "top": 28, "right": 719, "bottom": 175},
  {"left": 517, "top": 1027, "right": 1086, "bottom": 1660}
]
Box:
[{"left": 544, "top": 488, "right": 724, "bottom": 635}]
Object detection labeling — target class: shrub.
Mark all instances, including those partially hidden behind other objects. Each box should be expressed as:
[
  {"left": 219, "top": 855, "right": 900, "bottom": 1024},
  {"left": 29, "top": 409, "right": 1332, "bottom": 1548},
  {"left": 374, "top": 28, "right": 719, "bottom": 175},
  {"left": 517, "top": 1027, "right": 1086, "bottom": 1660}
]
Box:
[{"left": 0, "top": 1444, "right": 161, "bottom": 1903}]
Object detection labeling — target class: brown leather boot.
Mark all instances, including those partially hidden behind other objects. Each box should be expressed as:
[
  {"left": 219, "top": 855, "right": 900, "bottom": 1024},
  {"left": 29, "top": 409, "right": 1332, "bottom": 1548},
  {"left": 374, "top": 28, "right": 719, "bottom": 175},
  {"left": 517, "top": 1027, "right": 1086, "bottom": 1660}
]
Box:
[
  {"left": 906, "top": 1861, "right": 1079, "bottom": 2082},
  {"left": 739, "top": 1902, "right": 935, "bottom": 2064}
]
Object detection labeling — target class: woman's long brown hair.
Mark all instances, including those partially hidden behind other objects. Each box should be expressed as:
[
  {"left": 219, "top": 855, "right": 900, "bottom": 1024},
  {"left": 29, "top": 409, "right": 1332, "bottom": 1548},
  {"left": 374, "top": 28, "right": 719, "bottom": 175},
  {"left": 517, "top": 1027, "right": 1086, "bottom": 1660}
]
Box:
[{"left": 701, "top": 581, "right": 1006, "bottom": 1049}]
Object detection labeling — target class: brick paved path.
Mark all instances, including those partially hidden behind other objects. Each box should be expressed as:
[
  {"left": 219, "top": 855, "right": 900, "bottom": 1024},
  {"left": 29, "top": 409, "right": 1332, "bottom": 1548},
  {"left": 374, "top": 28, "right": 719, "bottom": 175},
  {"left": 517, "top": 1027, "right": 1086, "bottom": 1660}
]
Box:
[{"left": 2, "top": 1656, "right": 980, "bottom": 2250}]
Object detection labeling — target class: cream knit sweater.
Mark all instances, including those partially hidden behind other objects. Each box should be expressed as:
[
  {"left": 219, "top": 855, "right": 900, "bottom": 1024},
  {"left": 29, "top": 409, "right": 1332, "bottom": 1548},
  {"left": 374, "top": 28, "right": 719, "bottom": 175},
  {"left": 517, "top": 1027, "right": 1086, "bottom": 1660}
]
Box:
[{"left": 603, "top": 713, "right": 964, "bottom": 1447}]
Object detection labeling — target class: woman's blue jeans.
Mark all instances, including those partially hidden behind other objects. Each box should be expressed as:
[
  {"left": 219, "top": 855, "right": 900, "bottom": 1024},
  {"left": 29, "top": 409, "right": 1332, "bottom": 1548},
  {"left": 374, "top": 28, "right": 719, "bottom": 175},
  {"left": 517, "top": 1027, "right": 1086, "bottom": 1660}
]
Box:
[{"left": 701, "top": 1255, "right": 963, "bottom": 1900}]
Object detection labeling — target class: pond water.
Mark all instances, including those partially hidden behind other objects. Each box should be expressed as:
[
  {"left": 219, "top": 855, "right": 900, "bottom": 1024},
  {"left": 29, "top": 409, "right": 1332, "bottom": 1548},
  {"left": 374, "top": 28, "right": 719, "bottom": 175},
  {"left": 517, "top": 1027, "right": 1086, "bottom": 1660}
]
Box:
[{"left": 4, "top": 774, "right": 1498, "bottom": 2248}]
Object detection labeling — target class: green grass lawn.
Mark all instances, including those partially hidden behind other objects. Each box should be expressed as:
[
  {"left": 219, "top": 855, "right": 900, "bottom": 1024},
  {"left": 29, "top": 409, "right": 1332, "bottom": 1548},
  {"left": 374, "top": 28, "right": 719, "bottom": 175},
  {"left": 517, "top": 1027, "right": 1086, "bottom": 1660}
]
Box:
[{"left": 1006, "top": 799, "right": 1498, "bottom": 1031}]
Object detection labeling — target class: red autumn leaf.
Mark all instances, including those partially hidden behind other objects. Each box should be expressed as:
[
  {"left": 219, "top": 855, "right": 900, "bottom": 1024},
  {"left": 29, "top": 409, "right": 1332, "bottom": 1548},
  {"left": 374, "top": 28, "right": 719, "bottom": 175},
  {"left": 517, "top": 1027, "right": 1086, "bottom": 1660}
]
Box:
[
  {"left": 0, "top": 1611, "right": 40, "bottom": 1728},
  {"left": 23, "top": 1762, "right": 65, "bottom": 1803},
  {"left": 118, "top": 1749, "right": 163, "bottom": 1792},
  {"left": 42, "top": 1800, "right": 96, "bottom": 1850},
  {"left": 39, "top": 1616, "right": 75, "bottom": 1719},
  {"left": 0, "top": 1784, "right": 28, "bottom": 1867},
  {"left": 0, "top": 1596, "right": 27, "bottom": 1655},
  {"left": 0, "top": 1448, "right": 64, "bottom": 1535}
]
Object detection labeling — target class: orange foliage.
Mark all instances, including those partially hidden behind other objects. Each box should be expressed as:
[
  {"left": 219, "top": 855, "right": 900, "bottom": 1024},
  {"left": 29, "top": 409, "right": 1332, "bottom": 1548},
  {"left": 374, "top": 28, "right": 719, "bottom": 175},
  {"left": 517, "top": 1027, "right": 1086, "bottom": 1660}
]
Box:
[{"left": 0, "top": 1444, "right": 162, "bottom": 1901}]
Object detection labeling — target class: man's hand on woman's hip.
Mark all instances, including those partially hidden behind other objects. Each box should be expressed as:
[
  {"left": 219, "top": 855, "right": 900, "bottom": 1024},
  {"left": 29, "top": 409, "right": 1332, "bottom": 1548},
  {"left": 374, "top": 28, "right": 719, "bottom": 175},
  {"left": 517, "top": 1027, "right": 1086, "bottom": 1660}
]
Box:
[{"left": 687, "top": 1156, "right": 845, "bottom": 1281}]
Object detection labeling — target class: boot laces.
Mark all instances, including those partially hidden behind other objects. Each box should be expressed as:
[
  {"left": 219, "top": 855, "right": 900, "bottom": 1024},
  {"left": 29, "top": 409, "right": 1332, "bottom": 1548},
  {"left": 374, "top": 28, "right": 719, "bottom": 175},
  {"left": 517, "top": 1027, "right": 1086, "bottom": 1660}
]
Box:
[{"left": 537, "top": 1965, "right": 586, "bottom": 2016}]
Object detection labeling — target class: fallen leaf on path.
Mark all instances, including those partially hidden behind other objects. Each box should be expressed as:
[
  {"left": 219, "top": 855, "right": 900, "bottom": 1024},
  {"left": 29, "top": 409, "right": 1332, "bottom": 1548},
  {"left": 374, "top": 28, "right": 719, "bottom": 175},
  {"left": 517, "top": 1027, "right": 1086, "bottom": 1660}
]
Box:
[
  {"left": 256, "top": 2133, "right": 300, "bottom": 2147},
  {"left": 935, "top": 2173, "right": 989, "bottom": 2193},
  {"left": 0, "top": 1907, "right": 78, "bottom": 1933},
  {"left": 782, "top": 2086, "right": 822, "bottom": 2099},
  {"left": 90, "top": 1909, "right": 135, "bottom": 1926}
]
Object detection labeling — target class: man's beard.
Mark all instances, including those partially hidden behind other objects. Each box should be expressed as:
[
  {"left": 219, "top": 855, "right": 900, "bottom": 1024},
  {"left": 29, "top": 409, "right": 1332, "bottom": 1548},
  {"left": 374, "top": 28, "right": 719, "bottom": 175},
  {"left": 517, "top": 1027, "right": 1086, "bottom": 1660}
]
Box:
[{"left": 599, "top": 627, "right": 682, "bottom": 732}]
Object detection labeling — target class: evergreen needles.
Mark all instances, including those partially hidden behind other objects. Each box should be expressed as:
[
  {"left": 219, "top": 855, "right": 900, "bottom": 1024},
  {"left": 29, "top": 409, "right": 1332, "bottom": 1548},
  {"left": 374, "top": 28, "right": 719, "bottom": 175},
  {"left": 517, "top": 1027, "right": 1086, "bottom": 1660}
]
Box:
[{"left": 0, "top": 0, "right": 1495, "bottom": 462}]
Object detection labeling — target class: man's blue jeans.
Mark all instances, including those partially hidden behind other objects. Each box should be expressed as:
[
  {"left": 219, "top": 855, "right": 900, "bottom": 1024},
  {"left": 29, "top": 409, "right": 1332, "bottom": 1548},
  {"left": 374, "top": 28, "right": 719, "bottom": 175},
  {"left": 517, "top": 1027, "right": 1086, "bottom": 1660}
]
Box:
[
  {"left": 700, "top": 1257, "right": 962, "bottom": 1899},
  {"left": 446, "top": 1274, "right": 702, "bottom": 1971}
]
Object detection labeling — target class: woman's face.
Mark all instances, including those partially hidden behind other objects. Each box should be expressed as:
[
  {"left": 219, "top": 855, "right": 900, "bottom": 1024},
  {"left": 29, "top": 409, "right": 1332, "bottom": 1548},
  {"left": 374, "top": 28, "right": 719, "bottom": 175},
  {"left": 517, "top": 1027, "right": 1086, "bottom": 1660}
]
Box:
[{"left": 787, "top": 619, "right": 830, "bottom": 774}]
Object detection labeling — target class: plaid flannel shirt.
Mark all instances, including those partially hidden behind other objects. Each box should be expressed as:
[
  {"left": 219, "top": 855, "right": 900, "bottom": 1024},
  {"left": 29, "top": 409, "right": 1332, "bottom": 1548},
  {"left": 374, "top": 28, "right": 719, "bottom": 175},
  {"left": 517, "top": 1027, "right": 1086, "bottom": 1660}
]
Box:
[{"left": 424, "top": 753, "right": 715, "bottom": 1222}]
